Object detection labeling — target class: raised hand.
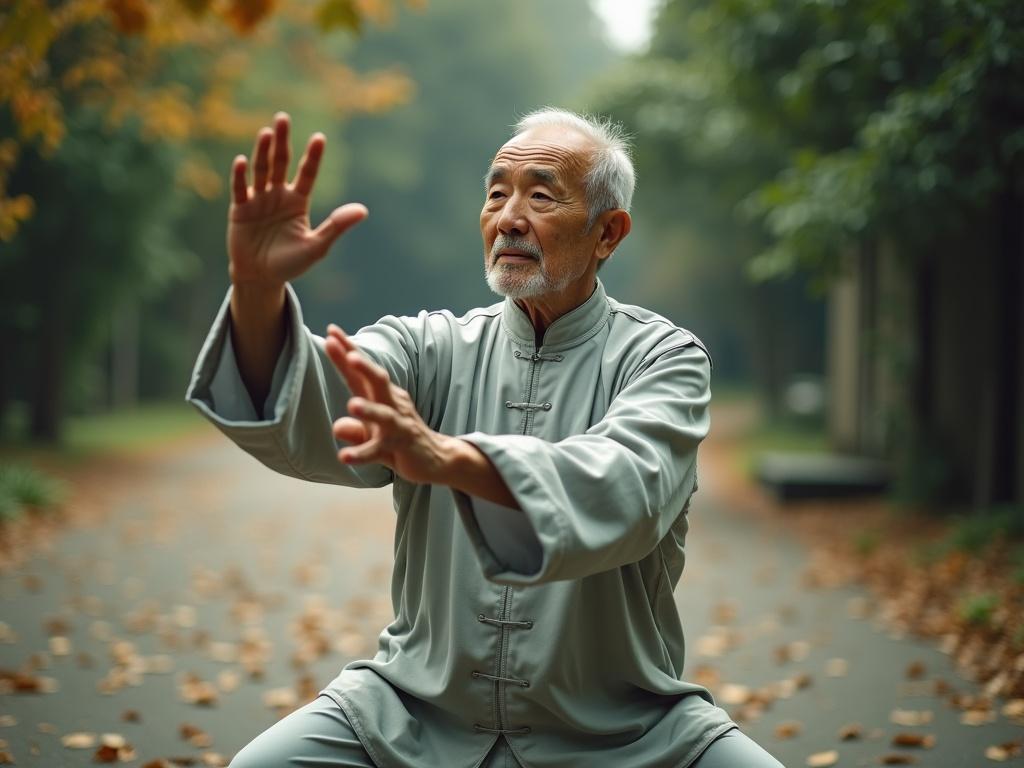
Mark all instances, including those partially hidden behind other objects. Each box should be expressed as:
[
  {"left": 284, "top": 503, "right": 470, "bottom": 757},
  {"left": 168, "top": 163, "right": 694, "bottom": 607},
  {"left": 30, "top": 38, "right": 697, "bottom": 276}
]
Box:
[{"left": 228, "top": 112, "right": 367, "bottom": 288}]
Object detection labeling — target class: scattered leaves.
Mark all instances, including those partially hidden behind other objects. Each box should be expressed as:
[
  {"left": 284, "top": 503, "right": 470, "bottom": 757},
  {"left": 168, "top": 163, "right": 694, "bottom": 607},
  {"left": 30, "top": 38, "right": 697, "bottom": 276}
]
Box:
[
  {"left": 806, "top": 749, "right": 839, "bottom": 767},
  {"left": 986, "top": 740, "right": 1024, "bottom": 761},
  {"left": 774, "top": 720, "right": 803, "bottom": 740},
  {"left": 889, "top": 709, "right": 932, "bottom": 726},
  {"left": 61, "top": 732, "right": 96, "bottom": 749},
  {"left": 891, "top": 733, "right": 935, "bottom": 748}
]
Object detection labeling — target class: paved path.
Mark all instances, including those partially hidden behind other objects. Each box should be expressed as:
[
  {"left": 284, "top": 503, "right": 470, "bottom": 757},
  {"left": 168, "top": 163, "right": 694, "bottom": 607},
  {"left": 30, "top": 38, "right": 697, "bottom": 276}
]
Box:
[{"left": 0, "top": 430, "right": 1020, "bottom": 766}]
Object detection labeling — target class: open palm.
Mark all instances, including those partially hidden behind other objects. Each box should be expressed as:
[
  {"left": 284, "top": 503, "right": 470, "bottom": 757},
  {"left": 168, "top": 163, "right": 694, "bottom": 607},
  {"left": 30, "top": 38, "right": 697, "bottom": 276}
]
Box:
[{"left": 228, "top": 112, "right": 366, "bottom": 288}]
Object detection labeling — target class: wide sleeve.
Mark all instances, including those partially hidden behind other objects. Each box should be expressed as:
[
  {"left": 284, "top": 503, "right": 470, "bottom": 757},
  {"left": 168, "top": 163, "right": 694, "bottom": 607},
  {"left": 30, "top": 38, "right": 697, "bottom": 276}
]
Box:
[
  {"left": 453, "top": 341, "right": 710, "bottom": 585},
  {"left": 185, "top": 283, "right": 420, "bottom": 488}
]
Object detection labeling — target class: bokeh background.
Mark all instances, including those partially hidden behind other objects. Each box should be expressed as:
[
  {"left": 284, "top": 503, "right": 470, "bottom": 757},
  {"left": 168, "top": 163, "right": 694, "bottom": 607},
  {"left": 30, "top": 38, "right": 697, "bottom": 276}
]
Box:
[{"left": 1, "top": 0, "right": 1023, "bottom": 765}]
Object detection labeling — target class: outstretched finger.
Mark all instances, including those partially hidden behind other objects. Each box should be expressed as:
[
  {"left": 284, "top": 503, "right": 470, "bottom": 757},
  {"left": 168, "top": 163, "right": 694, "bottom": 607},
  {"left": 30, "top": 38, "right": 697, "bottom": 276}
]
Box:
[
  {"left": 348, "top": 397, "right": 399, "bottom": 427},
  {"left": 231, "top": 155, "right": 249, "bottom": 205},
  {"left": 293, "top": 133, "right": 325, "bottom": 197},
  {"left": 311, "top": 203, "right": 369, "bottom": 251},
  {"left": 325, "top": 335, "right": 372, "bottom": 399},
  {"left": 339, "top": 439, "right": 383, "bottom": 465},
  {"left": 252, "top": 127, "right": 272, "bottom": 194},
  {"left": 348, "top": 352, "right": 395, "bottom": 407},
  {"left": 269, "top": 112, "right": 290, "bottom": 187},
  {"left": 332, "top": 416, "right": 369, "bottom": 444}
]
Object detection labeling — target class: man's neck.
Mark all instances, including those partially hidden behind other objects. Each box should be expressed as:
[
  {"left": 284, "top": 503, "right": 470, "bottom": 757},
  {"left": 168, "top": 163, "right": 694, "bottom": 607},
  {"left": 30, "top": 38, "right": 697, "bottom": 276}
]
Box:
[{"left": 514, "top": 278, "right": 597, "bottom": 346}]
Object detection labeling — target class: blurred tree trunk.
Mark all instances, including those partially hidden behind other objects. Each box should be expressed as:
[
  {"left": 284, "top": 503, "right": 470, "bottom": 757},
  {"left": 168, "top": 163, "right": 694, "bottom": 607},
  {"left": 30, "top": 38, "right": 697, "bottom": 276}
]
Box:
[
  {"left": 30, "top": 277, "right": 65, "bottom": 442},
  {"left": 111, "top": 299, "right": 139, "bottom": 409}
]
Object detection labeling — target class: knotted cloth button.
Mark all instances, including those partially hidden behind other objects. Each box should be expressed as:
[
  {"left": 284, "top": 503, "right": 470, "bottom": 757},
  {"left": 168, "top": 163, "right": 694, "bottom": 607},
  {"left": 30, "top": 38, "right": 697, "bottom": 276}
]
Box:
[
  {"left": 505, "top": 401, "right": 512, "bottom": 408},
  {"left": 542, "top": 402, "right": 552, "bottom": 411},
  {"left": 525, "top": 620, "right": 534, "bottom": 629},
  {"left": 520, "top": 680, "right": 530, "bottom": 688}
]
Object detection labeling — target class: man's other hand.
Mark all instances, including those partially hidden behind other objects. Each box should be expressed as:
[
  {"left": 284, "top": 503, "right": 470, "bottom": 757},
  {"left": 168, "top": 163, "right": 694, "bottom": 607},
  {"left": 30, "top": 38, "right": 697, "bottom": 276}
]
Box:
[
  {"left": 323, "top": 325, "right": 519, "bottom": 508},
  {"left": 228, "top": 112, "right": 367, "bottom": 289}
]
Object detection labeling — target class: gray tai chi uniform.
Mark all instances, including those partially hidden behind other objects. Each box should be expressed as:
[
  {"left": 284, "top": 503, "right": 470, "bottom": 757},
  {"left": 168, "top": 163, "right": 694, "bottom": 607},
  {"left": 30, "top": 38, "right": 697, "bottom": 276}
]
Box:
[{"left": 187, "top": 279, "right": 785, "bottom": 768}]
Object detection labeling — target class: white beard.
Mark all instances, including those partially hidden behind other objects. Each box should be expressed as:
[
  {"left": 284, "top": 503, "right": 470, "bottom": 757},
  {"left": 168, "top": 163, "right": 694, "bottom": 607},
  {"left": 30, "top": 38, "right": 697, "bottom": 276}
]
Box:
[{"left": 485, "top": 260, "right": 554, "bottom": 299}]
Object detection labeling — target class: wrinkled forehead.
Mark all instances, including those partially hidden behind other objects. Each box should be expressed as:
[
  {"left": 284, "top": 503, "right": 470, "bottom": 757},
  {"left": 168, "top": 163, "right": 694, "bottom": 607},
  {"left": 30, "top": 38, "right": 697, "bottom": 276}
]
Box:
[{"left": 488, "top": 126, "right": 594, "bottom": 187}]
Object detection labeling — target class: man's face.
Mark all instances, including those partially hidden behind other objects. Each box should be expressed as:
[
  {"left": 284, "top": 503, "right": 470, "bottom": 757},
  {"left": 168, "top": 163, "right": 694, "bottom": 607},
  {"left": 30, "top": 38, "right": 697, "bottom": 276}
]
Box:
[{"left": 480, "top": 126, "right": 599, "bottom": 300}]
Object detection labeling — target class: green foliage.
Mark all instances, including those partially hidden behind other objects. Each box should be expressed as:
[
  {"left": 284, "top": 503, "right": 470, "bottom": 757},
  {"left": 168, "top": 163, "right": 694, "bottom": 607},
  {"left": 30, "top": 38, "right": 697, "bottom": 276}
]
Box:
[
  {"left": 958, "top": 592, "right": 999, "bottom": 627},
  {"left": 853, "top": 529, "right": 880, "bottom": 558},
  {"left": 945, "top": 507, "right": 1024, "bottom": 553},
  {"left": 0, "top": 464, "right": 64, "bottom": 521},
  {"left": 316, "top": 0, "right": 362, "bottom": 34},
  {"left": 598, "top": 0, "right": 1024, "bottom": 282}
]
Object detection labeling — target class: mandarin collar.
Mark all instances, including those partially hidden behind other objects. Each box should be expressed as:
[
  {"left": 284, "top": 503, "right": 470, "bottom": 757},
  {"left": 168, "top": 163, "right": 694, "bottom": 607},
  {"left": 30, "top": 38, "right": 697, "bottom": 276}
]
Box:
[{"left": 501, "top": 278, "right": 611, "bottom": 352}]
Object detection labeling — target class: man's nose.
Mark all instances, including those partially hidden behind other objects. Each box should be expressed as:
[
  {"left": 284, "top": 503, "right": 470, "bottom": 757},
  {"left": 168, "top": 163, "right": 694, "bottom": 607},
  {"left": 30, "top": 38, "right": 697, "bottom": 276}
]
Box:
[{"left": 497, "top": 194, "right": 529, "bottom": 237}]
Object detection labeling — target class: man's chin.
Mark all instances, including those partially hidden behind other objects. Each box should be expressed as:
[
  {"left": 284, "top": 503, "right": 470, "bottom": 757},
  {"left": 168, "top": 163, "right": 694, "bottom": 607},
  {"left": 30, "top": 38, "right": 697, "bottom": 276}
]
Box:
[{"left": 485, "top": 266, "right": 548, "bottom": 299}]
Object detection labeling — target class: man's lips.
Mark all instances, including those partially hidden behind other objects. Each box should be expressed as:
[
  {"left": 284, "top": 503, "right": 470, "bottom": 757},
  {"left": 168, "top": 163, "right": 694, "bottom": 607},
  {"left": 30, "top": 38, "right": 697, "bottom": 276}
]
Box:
[{"left": 496, "top": 251, "right": 538, "bottom": 262}]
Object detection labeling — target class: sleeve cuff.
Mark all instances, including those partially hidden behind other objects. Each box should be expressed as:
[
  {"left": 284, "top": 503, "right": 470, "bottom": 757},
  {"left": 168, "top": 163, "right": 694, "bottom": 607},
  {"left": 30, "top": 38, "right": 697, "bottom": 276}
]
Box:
[{"left": 452, "top": 491, "right": 543, "bottom": 577}]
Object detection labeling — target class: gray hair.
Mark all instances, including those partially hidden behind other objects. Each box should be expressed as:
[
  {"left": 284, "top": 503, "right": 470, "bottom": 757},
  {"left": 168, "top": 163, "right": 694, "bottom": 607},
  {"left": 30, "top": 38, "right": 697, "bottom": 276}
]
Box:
[{"left": 512, "top": 107, "right": 635, "bottom": 230}]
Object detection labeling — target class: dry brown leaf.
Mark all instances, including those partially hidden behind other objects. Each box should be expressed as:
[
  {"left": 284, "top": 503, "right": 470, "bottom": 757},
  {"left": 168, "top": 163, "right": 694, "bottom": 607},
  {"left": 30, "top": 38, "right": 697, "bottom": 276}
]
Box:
[
  {"left": 121, "top": 710, "right": 140, "bottom": 723},
  {"left": 179, "top": 723, "right": 212, "bottom": 748},
  {"left": 985, "top": 740, "right": 1024, "bottom": 761},
  {"left": 0, "top": 750, "right": 13, "bottom": 764},
  {"left": 93, "top": 745, "right": 119, "bottom": 763},
  {"left": 891, "top": 733, "right": 935, "bottom": 748},
  {"left": 774, "top": 720, "right": 802, "bottom": 740},
  {"left": 806, "top": 749, "right": 838, "bottom": 767},
  {"left": 262, "top": 687, "right": 297, "bottom": 710},
  {"left": 49, "top": 637, "right": 71, "bottom": 657},
  {"left": 61, "top": 732, "right": 96, "bottom": 749},
  {"left": 961, "top": 709, "right": 995, "bottom": 726},
  {"left": 1001, "top": 700, "right": 1024, "bottom": 719},
  {"left": 890, "top": 709, "right": 933, "bottom": 726},
  {"left": 0, "top": 716, "right": 15, "bottom": 727},
  {"left": 879, "top": 755, "right": 917, "bottom": 765},
  {"left": 838, "top": 723, "right": 863, "bottom": 740},
  {"left": 200, "top": 753, "right": 228, "bottom": 767},
  {"left": 905, "top": 661, "right": 926, "bottom": 679},
  {"left": 718, "top": 684, "right": 751, "bottom": 705}
]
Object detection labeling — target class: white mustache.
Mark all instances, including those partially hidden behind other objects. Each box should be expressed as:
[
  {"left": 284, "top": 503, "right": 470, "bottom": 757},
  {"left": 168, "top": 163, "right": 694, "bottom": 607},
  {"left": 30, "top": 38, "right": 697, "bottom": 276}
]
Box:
[{"left": 491, "top": 236, "right": 543, "bottom": 263}]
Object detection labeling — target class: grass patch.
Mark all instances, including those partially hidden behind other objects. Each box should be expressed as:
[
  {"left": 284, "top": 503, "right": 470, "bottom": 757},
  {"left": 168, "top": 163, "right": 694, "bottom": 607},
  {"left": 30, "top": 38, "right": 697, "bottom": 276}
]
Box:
[
  {"left": 958, "top": 592, "right": 999, "bottom": 627},
  {"left": 0, "top": 464, "right": 65, "bottom": 522},
  {"left": 64, "top": 401, "right": 204, "bottom": 455},
  {"left": 735, "top": 419, "right": 829, "bottom": 477}
]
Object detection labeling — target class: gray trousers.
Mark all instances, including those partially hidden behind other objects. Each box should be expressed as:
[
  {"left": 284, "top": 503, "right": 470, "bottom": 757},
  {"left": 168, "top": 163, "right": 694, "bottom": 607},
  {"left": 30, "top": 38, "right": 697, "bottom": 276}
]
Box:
[{"left": 228, "top": 694, "right": 786, "bottom": 768}]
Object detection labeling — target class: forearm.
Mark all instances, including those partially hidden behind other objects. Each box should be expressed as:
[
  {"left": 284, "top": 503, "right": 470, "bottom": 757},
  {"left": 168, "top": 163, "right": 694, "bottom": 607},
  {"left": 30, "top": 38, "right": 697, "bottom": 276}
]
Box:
[
  {"left": 229, "top": 282, "right": 288, "bottom": 413},
  {"left": 437, "top": 436, "right": 519, "bottom": 509}
]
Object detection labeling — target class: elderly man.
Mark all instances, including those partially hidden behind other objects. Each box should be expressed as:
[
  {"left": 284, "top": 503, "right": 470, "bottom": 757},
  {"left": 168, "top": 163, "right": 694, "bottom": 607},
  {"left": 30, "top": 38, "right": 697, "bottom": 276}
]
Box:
[{"left": 187, "top": 108, "right": 784, "bottom": 768}]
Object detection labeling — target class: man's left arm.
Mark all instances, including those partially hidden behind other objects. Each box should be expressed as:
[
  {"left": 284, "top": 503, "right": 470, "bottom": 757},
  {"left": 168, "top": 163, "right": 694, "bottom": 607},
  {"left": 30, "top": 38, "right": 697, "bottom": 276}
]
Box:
[{"left": 327, "top": 329, "right": 710, "bottom": 585}]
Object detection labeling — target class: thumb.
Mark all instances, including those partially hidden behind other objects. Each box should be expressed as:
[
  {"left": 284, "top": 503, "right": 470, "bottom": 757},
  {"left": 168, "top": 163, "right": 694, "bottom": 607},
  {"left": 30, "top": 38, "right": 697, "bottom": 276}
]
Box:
[{"left": 311, "top": 202, "right": 369, "bottom": 251}]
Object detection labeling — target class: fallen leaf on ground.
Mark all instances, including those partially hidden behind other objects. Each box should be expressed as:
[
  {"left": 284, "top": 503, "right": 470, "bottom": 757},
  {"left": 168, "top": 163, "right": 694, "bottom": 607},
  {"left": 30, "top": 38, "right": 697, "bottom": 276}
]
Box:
[
  {"left": 838, "top": 723, "right": 862, "bottom": 740},
  {"left": 905, "top": 661, "right": 926, "bottom": 679},
  {"left": 718, "top": 684, "right": 751, "bottom": 705},
  {"left": 0, "top": 750, "right": 13, "bottom": 764},
  {"left": 891, "top": 733, "right": 935, "bottom": 748},
  {"left": 806, "top": 749, "right": 838, "bottom": 767},
  {"left": 986, "top": 740, "right": 1024, "bottom": 761},
  {"left": 879, "top": 755, "right": 916, "bottom": 765},
  {"left": 262, "top": 687, "right": 297, "bottom": 710},
  {"left": 179, "top": 724, "right": 212, "bottom": 748},
  {"left": 61, "top": 732, "right": 96, "bottom": 749},
  {"left": 961, "top": 709, "right": 995, "bottom": 726},
  {"left": 890, "top": 709, "right": 932, "bottom": 726},
  {"left": 774, "top": 721, "right": 802, "bottom": 739},
  {"left": 200, "top": 753, "right": 228, "bottom": 767}
]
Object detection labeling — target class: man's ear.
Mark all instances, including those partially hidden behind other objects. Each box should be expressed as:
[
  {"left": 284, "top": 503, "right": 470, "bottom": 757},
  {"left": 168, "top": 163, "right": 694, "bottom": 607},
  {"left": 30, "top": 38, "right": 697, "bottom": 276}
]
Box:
[{"left": 595, "top": 209, "right": 631, "bottom": 261}]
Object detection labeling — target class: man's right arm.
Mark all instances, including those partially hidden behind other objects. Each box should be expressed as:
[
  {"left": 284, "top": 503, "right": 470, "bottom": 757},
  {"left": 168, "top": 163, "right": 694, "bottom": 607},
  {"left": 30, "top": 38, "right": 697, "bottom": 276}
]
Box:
[{"left": 229, "top": 283, "right": 287, "bottom": 416}]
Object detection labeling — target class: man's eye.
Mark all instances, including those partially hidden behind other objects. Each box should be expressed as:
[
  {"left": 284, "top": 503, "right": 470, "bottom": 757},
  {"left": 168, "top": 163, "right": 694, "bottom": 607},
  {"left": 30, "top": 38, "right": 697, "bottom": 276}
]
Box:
[
  {"left": 532, "top": 192, "right": 551, "bottom": 201},
  {"left": 488, "top": 190, "right": 506, "bottom": 200}
]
